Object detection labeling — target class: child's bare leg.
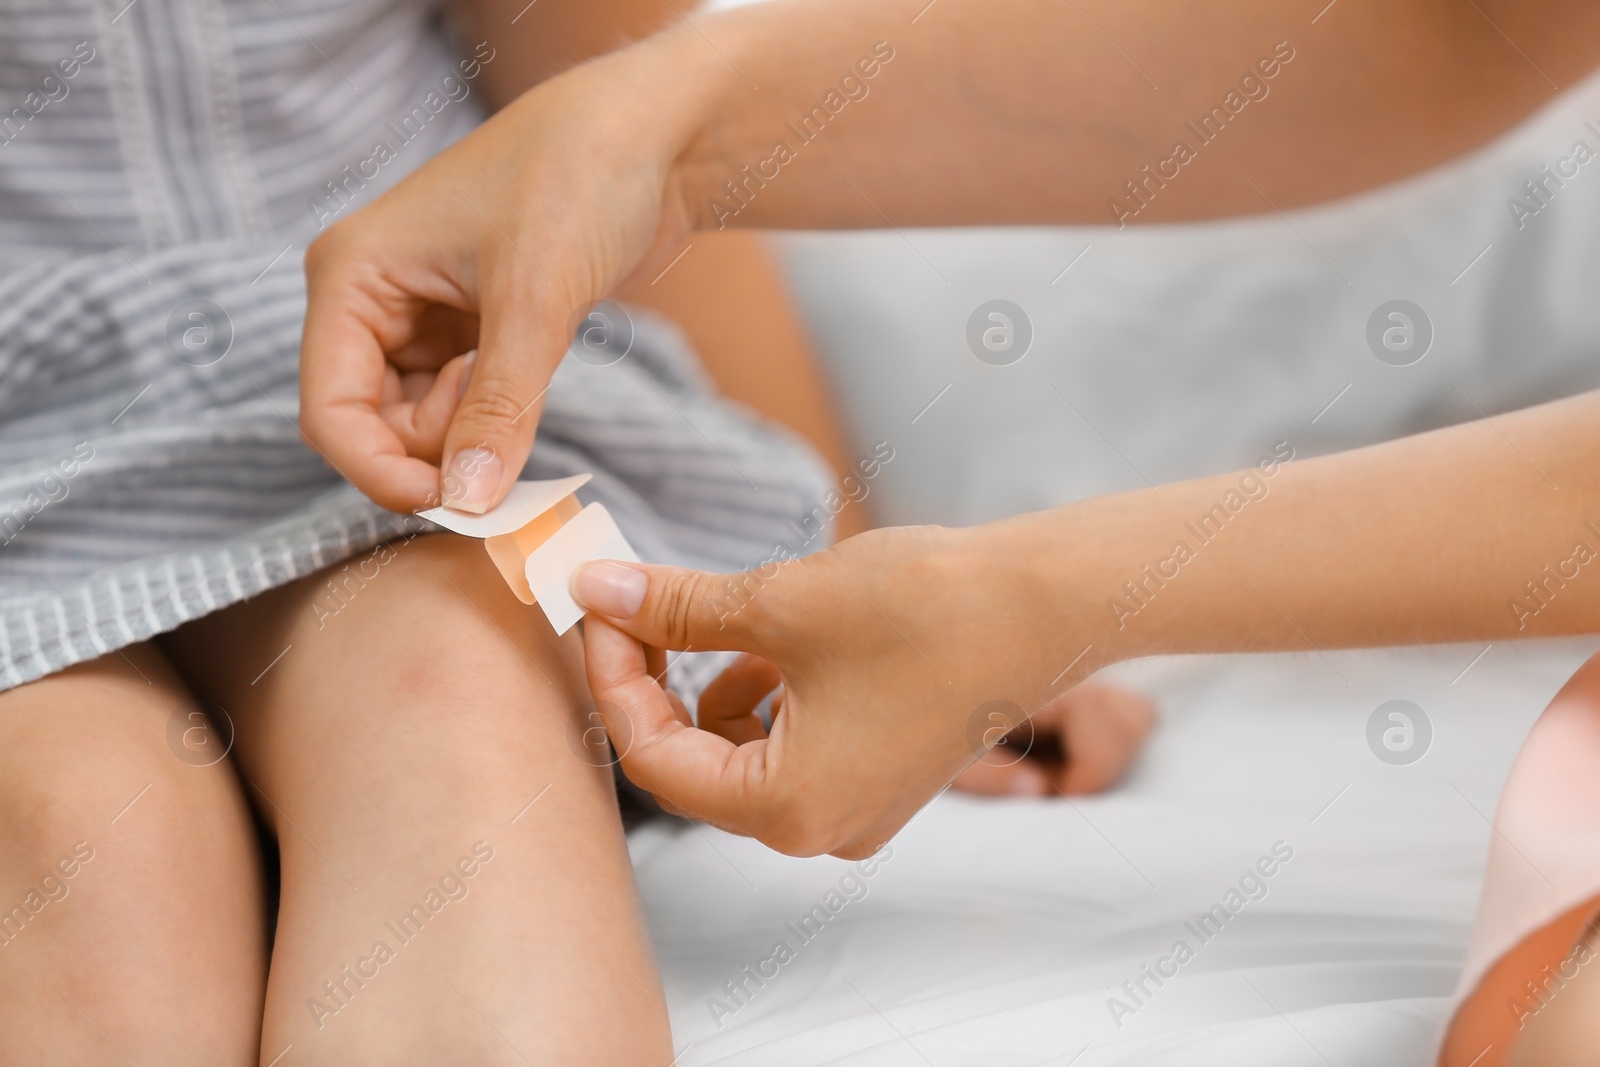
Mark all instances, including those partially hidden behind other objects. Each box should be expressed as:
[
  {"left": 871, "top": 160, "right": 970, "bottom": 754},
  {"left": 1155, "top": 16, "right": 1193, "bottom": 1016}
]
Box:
[
  {"left": 1506, "top": 921, "right": 1600, "bottom": 1066},
  {"left": 1443, "top": 650, "right": 1600, "bottom": 1067},
  {"left": 0, "top": 644, "right": 266, "bottom": 1065},
  {"left": 163, "top": 534, "right": 671, "bottom": 1066}
]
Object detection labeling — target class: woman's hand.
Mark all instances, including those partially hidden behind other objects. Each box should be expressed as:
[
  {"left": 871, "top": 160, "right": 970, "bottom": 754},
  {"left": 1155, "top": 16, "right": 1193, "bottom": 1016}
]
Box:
[
  {"left": 576, "top": 522, "right": 1109, "bottom": 858},
  {"left": 299, "top": 32, "right": 726, "bottom": 514}
]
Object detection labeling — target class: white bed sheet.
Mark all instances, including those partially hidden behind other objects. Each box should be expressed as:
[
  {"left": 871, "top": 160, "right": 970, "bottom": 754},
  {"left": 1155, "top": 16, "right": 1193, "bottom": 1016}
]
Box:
[{"left": 637, "top": 640, "right": 1597, "bottom": 1066}]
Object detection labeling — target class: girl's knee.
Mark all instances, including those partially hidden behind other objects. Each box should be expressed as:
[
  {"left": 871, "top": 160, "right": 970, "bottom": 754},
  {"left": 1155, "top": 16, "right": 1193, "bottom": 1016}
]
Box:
[
  {"left": 0, "top": 658, "right": 259, "bottom": 924},
  {"left": 0, "top": 721, "right": 256, "bottom": 907},
  {"left": 277, "top": 533, "right": 590, "bottom": 737}
]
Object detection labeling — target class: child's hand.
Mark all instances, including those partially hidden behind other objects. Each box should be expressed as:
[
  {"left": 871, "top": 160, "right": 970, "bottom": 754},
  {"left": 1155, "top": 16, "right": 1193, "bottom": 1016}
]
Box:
[{"left": 949, "top": 682, "right": 1156, "bottom": 797}]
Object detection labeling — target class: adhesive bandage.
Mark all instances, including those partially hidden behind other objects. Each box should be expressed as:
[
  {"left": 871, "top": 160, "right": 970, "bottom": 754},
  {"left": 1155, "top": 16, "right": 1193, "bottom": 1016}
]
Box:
[{"left": 418, "top": 475, "right": 639, "bottom": 634}]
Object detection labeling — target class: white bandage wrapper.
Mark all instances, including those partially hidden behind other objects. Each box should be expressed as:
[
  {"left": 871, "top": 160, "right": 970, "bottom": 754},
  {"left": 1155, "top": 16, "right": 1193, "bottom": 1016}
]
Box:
[
  {"left": 417, "top": 477, "right": 639, "bottom": 635},
  {"left": 418, "top": 476, "right": 593, "bottom": 538}
]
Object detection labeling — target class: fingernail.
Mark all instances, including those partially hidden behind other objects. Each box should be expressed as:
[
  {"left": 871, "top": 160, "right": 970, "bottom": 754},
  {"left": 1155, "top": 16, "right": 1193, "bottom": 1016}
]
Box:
[
  {"left": 440, "top": 446, "right": 502, "bottom": 514},
  {"left": 456, "top": 351, "right": 477, "bottom": 400},
  {"left": 573, "top": 561, "right": 648, "bottom": 618},
  {"left": 1009, "top": 762, "right": 1050, "bottom": 797}
]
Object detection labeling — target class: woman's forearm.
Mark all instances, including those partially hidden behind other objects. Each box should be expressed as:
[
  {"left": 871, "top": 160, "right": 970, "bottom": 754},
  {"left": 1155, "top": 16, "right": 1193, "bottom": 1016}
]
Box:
[
  {"left": 1003, "top": 390, "right": 1600, "bottom": 678},
  {"left": 665, "top": 0, "right": 1595, "bottom": 229}
]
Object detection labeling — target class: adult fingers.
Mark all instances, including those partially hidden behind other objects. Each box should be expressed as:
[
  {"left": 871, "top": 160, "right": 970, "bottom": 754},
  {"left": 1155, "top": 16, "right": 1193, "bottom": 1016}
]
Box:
[
  {"left": 436, "top": 253, "right": 569, "bottom": 514},
  {"left": 697, "top": 653, "right": 781, "bottom": 745},
  {"left": 582, "top": 616, "right": 771, "bottom": 834},
  {"left": 377, "top": 352, "right": 475, "bottom": 466},
  {"left": 640, "top": 643, "right": 694, "bottom": 728},
  {"left": 299, "top": 256, "right": 440, "bottom": 512}
]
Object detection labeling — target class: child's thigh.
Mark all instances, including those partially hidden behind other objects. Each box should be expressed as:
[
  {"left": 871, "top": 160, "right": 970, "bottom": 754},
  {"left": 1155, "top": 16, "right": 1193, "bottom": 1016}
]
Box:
[
  {"left": 1444, "top": 648, "right": 1600, "bottom": 1067},
  {"left": 162, "top": 534, "right": 671, "bottom": 1062},
  {"left": 0, "top": 644, "right": 266, "bottom": 1065}
]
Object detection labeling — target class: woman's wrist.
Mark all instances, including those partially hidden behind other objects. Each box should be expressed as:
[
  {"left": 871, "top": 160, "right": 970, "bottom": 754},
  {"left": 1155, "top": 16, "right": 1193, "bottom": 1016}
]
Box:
[
  {"left": 530, "top": 18, "right": 745, "bottom": 233},
  {"left": 637, "top": 13, "right": 767, "bottom": 230},
  {"left": 651, "top": 0, "right": 906, "bottom": 232},
  {"left": 968, "top": 489, "right": 1212, "bottom": 695},
  {"left": 946, "top": 506, "right": 1129, "bottom": 706}
]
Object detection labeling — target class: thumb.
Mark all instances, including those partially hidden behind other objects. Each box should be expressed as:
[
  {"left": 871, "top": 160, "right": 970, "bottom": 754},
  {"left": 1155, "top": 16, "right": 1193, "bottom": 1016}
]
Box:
[
  {"left": 572, "top": 560, "right": 763, "bottom": 651},
  {"left": 438, "top": 275, "right": 568, "bottom": 513},
  {"left": 582, "top": 616, "right": 768, "bottom": 833}
]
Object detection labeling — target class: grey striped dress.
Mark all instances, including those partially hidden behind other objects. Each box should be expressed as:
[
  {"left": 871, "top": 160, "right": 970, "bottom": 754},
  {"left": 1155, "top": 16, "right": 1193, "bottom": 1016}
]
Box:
[{"left": 0, "top": 0, "right": 832, "bottom": 693}]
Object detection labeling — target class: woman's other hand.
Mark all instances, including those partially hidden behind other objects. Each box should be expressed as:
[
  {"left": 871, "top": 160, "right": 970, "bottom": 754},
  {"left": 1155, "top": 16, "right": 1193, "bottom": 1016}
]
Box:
[
  {"left": 299, "top": 32, "right": 725, "bottom": 514},
  {"left": 575, "top": 521, "right": 1110, "bottom": 858}
]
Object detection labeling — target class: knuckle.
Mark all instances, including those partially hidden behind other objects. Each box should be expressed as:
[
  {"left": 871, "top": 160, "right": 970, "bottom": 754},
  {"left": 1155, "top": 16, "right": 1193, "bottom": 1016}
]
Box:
[
  {"left": 304, "top": 220, "right": 362, "bottom": 276},
  {"left": 303, "top": 227, "right": 338, "bottom": 272},
  {"left": 653, "top": 569, "right": 714, "bottom": 648},
  {"left": 452, "top": 376, "right": 529, "bottom": 429},
  {"left": 302, "top": 231, "right": 337, "bottom": 278},
  {"left": 702, "top": 566, "right": 776, "bottom": 639},
  {"left": 735, "top": 569, "right": 778, "bottom": 628}
]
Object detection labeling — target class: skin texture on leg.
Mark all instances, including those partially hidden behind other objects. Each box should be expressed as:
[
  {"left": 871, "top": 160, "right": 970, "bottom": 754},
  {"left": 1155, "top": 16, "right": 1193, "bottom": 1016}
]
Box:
[
  {"left": 0, "top": 643, "right": 266, "bottom": 1066},
  {"left": 162, "top": 533, "right": 672, "bottom": 1066},
  {"left": 1506, "top": 915, "right": 1600, "bottom": 1066}
]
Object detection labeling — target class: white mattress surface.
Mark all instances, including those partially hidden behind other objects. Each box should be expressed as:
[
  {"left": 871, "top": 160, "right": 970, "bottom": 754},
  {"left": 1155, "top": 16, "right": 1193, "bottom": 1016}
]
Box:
[{"left": 637, "top": 641, "right": 1597, "bottom": 1065}]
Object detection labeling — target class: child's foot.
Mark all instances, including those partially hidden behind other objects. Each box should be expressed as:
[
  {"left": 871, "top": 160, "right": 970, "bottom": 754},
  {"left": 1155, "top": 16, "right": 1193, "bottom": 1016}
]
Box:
[
  {"left": 953, "top": 682, "right": 1157, "bottom": 797},
  {"left": 694, "top": 656, "right": 1155, "bottom": 800}
]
